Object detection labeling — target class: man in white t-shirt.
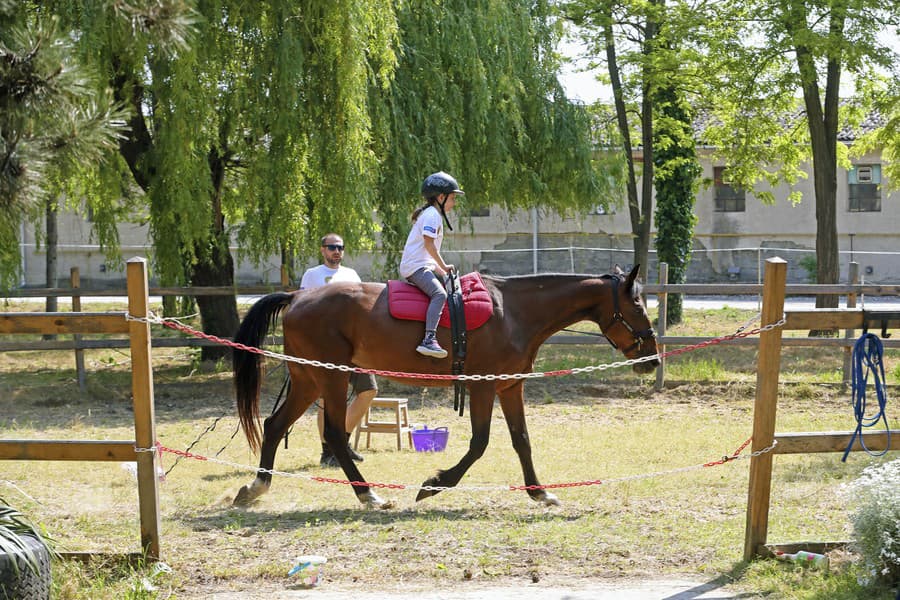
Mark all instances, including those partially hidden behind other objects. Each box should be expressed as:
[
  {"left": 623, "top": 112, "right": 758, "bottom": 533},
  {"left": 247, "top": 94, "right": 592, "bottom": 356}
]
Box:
[{"left": 300, "top": 233, "right": 378, "bottom": 467}]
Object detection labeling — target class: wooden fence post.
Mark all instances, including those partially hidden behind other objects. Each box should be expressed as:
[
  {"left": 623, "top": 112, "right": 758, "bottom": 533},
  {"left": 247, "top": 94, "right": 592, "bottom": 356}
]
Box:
[
  {"left": 126, "top": 258, "right": 161, "bottom": 560},
  {"left": 70, "top": 267, "right": 86, "bottom": 392},
  {"left": 655, "top": 262, "right": 668, "bottom": 391},
  {"left": 842, "top": 262, "right": 859, "bottom": 389},
  {"left": 743, "top": 257, "right": 787, "bottom": 561}
]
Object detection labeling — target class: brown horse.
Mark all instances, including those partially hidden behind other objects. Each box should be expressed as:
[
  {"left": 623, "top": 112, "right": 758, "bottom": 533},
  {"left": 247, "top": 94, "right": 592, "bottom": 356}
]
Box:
[{"left": 233, "top": 265, "right": 659, "bottom": 508}]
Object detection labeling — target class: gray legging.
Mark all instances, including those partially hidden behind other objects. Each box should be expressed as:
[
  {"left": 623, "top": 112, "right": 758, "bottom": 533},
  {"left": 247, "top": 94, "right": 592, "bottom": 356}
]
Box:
[{"left": 406, "top": 268, "right": 447, "bottom": 333}]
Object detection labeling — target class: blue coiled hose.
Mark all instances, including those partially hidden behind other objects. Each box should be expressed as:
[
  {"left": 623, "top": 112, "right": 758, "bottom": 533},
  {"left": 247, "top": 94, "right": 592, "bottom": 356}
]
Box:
[{"left": 841, "top": 333, "right": 891, "bottom": 461}]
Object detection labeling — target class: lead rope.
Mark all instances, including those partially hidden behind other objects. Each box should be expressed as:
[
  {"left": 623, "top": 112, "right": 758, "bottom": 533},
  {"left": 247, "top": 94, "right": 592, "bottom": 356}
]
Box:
[{"left": 842, "top": 332, "right": 891, "bottom": 461}]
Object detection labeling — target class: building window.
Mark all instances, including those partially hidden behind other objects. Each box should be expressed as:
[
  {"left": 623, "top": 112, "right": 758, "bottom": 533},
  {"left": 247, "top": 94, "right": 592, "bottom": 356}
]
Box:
[
  {"left": 714, "top": 166, "right": 745, "bottom": 212},
  {"left": 468, "top": 207, "right": 490, "bottom": 217},
  {"left": 848, "top": 164, "right": 881, "bottom": 212}
]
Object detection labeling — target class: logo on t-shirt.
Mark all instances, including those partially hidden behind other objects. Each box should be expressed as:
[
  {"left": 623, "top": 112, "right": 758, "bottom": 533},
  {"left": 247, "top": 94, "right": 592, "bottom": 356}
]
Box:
[
  {"left": 424, "top": 225, "right": 437, "bottom": 234},
  {"left": 325, "top": 276, "right": 333, "bottom": 284}
]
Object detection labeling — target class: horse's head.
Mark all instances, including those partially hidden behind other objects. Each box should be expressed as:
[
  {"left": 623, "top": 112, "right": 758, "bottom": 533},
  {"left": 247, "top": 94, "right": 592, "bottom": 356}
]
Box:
[{"left": 595, "top": 265, "right": 660, "bottom": 374}]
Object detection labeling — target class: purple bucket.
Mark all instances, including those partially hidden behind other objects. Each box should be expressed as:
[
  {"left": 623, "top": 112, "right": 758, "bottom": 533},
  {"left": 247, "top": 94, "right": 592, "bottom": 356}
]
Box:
[{"left": 411, "top": 426, "right": 449, "bottom": 452}]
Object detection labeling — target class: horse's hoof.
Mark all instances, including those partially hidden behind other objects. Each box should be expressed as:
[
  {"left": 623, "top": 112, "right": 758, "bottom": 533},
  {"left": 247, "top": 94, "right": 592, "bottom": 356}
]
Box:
[
  {"left": 233, "top": 484, "right": 256, "bottom": 506},
  {"left": 531, "top": 491, "right": 560, "bottom": 507},
  {"left": 233, "top": 479, "right": 268, "bottom": 506},
  {"left": 359, "top": 490, "right": 393, "bottom": 510},
  {"left": 415, "top": 475, "right": 443, "bottom": 502},
  {"left": 415, "top": 487, "right": 437, "bottom": 502}
]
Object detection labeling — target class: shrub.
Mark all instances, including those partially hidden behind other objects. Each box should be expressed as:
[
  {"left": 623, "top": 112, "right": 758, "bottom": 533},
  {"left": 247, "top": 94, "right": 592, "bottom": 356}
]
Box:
[
  {"left": 843, "top": 459, "right": 900, "bottom": 586},
  {"left": 798, "top": 254, "right": 817, "bottom": 283}
]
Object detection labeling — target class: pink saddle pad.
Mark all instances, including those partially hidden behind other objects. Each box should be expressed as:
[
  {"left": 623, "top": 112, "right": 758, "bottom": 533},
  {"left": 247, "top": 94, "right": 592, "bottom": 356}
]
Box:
[{"left": 388, "top": 272, "right": 493, "bottom": 331}]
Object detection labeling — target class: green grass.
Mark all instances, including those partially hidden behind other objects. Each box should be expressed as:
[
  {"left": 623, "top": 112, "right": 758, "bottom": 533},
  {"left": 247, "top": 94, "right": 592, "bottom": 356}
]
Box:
[{"left": 0, "top": 304, "right": 898, "bottom": 598}]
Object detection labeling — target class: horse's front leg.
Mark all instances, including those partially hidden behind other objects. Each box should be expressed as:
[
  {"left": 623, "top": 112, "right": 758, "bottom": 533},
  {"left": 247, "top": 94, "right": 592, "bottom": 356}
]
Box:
[
  {"left": 234, "top": 368, "right": 316, "bottom": 506},
  {"left": 321, "top": 384, "right": 393, "bottom": 510},
  {"left": 416, "top": 383, "right": 494, "bottom": 502},
  {"left": 498, "top": 381, "right": 560, "bottom": 507}
]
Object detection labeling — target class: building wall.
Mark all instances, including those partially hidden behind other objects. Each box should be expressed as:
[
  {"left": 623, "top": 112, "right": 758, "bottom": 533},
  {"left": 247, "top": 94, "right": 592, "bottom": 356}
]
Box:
[{"left": 20, "top": 152, "right": 899, "bottom": 289}]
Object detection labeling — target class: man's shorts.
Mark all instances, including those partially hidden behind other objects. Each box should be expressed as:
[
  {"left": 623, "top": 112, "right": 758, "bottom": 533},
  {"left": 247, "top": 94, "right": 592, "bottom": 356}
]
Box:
[{"left": 349, "top": 372, "right": 377, "bottom": 395}]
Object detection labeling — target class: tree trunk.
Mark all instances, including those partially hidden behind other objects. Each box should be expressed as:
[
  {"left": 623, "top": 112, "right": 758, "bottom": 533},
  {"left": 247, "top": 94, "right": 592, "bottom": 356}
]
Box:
[
  {"left": 635, "top": 83, "right": 653, "bottom": 274},
  {"left": 43, "top": 196, "right": 58, "bottom": 340},
  {"left": 634, "top": 9, "right": 660, "bottom": 277},
  {"left": 604, "top": 22, "right": 644, "bottom": 273},
  {"left": 190, "top": 233, "right": 239, "bottom": 363},
  {"left": 44, "top": 196, "right": 58, "bottom": 310},
  {"left": 791, "top": 7, "right": 844, "bottom": 334}
]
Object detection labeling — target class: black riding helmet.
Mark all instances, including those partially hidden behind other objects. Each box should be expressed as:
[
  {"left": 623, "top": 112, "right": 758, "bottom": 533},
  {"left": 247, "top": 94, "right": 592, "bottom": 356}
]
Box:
[{"left": 421, "top": 171, "right": 464, "bottom": 231}]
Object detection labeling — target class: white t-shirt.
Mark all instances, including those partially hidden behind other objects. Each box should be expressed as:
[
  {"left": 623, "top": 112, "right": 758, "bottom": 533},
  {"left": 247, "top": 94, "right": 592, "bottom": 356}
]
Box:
[
  {"left": 299, "top": 264, "right": 361, "bottom": 289},
  {"left": 399, "top": 205, "right": 443, "bottom": 279}
]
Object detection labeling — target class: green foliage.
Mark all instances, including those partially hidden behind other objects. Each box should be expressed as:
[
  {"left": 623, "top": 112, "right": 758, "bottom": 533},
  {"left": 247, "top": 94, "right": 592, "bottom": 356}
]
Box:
[
  {"left": 371, "top": 0, "right": 603, "bottom": 276},
  {"left": 653, "top": 86, "right": 700, "bottom": 325},
  {"left": 46, "top": 0, "right": 397, "bottom": 285},
  {"left": 0, "top": 3, "right": 130, "bottom": 289},
  {"left": 563, "top": 0, "right": 714, "bottom": 273},
  {"left": 42, "top": 0, "right": 603, "bottom": 286},
  {"left": 853, "top": 72, "right": 900, "bottom": 191},
  {"left": 695, "top": 0, "right": 900, "bottom": 289},
  {"left": 799, "top": 254, "right": 817, "bottom": 283},
  {"left": 843, "top": 459, "right": 900, "bottom": 587}
]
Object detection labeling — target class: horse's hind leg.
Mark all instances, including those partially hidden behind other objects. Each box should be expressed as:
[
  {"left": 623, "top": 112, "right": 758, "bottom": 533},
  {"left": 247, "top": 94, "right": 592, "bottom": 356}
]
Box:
[
  {"left": 416, "top": 383, "right": 495, "bottom": 502},
  {"left": 319, "top": 379, "right": 392, "bottom": 509},
  {"left": 234, "top": 366, "right": 317, "bottom": 506},
  {"left": 498, "top": 381, "right": 560, "bottom": 507}
]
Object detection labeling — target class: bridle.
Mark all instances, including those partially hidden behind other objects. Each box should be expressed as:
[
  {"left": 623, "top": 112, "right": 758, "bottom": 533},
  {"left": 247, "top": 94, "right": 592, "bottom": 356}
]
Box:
[{"left": 599, "top": 274, "right": 656, "bottom": 354}]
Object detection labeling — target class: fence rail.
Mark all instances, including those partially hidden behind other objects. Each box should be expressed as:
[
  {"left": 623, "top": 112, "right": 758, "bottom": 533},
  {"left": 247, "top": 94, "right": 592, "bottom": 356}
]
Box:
[
  {"left": 2, "top": 263, "right": 898, "bottom": 387},
  {"left": 0, "top": 259, "right": 161, "bottom": 559},
  {"left": 6, "top": 283, "right": 900, "bottom": 299}
]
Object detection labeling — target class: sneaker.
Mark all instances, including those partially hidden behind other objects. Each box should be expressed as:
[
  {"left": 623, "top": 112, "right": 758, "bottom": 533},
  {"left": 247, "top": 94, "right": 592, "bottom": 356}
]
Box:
[
  {"left": 319, "top": 448, "right": 339, "bottom": 468},
  {"left": 347, "top": 444, "right": 364, "bottom": 462},
  {"left": 416, "top": 335, "right": 448, "bottom": 358},
  {"left": 320, "top": 442, "right": 364, "bottom": 467}
]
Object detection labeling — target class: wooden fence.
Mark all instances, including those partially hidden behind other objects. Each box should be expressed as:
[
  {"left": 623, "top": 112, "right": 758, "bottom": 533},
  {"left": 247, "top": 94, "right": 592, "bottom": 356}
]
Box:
[
  {"left": 3, "top": 263, "right": 899, "bottom": 389},
  {"left": 2, "top": 258, "right": 897, "bottom": 563},
  {"left": 0, "top": 259, "right": 161, "bottom": 560},
  {"left": 743, "top": 258, "right": 898, "bottom": 561}
]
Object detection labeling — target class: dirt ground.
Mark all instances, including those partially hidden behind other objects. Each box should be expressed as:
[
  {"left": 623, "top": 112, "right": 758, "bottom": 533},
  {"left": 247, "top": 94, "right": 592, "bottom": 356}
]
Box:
[{"left": 192, "top": 576, "right": 757, "bottom": 599}]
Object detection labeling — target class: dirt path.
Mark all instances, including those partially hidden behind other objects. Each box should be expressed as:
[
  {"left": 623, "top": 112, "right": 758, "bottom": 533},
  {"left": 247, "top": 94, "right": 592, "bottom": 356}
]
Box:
[{"left": 191, "top": 576, "right": 758, "bottom": 599}]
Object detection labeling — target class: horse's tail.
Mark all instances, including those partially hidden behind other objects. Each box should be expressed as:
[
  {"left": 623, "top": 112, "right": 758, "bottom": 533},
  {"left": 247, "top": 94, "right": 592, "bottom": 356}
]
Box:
[{"left": 234, "top": 292, "right": 293, "bottom": 453}]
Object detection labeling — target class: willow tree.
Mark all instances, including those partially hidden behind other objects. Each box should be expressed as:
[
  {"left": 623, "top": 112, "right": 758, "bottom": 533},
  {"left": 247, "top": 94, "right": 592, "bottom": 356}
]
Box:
[
  {"left": 49, "top": 0, "right": 398, "bottom": 358},
  {"left": 370, "top": 0, "right": 605, "bottom": 275},
  {"left": 50, "top": 0, "right": 604, "bottom": 359},
  {"left": 0, "top": 1, "right": 128, "bottom": 291}
]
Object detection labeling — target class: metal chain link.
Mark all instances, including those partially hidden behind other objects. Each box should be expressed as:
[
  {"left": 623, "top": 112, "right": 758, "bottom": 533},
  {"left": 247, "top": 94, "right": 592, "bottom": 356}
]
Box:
[
  {"left": 133, "top": 439, "right": 779, "bottom": 493},
  {"left": 127, "top": 311, "right": 788, "bottom": 381},
  {"left": 127, "top": 311, "right": 662, "bottom": 381}
]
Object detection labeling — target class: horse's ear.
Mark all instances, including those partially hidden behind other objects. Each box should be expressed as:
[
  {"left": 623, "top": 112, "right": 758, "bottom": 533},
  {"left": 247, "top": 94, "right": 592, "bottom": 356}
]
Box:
[
  {"left": 613, "top": 264, "right": 625, "bottom": 276},
  {"left": 626, "top": 264, "right": 640, "bottom": 289}
]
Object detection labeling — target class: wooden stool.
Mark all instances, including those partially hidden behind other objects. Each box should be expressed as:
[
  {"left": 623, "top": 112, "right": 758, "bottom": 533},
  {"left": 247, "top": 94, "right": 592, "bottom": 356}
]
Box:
[{"left": 353, "top": 397, "right": 413, "bottom": 450}]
